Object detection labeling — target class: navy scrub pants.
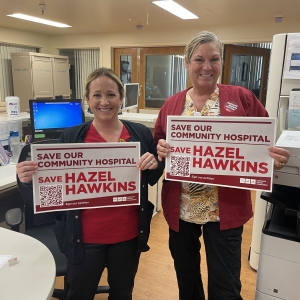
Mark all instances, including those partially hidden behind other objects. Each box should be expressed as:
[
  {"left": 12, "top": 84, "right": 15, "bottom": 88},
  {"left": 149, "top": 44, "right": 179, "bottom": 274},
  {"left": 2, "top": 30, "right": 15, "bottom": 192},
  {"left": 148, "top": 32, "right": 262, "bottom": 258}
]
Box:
[
  {"left": 66, "top": 237, "right": 140, "bottom": 300},
  {"left": 169, "top": 219, "right": 243, "bottom": 300}
]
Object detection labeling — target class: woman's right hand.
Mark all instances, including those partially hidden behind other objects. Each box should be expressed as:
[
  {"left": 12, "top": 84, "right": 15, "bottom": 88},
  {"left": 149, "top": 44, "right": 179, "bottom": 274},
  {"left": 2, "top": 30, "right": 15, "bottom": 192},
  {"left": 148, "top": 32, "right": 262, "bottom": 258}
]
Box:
[
  {"left": 16, "top": 161, "right": 38, "bottom": 183},
  {"left": 157, "top": 139, "right": 170, "bottom": 161}
]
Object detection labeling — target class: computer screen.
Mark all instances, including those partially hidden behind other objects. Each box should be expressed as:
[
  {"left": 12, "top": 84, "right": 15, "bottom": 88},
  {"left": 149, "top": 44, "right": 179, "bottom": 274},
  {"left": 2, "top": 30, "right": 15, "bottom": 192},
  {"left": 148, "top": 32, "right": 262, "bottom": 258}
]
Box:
[
  {"left": 29, "top": 99, "right": 85, "bottom": 140},
  {"left": 123, "top": 83, "right": 139, "bottom": 112}
]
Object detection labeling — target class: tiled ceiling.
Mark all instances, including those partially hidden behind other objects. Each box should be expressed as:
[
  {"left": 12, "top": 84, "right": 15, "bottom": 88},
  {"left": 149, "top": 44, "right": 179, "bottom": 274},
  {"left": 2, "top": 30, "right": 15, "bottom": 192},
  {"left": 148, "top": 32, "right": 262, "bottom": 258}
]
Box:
[{"left": 0, "top": 0, "right": 298, "bottom": 36}]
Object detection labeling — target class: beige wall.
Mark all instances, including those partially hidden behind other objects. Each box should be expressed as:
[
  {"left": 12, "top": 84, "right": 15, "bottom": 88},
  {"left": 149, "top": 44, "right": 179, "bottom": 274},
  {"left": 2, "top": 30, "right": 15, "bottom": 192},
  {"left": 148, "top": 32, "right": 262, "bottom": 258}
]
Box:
[
  {"left": 1, "top": 19, "right": 300, "bottom": 66},
  {"left": 48, "top": 20, "right": 300, "bottom": 67},
  {"left": 0, "top": 27, "right": 50, "bottom": 52}
]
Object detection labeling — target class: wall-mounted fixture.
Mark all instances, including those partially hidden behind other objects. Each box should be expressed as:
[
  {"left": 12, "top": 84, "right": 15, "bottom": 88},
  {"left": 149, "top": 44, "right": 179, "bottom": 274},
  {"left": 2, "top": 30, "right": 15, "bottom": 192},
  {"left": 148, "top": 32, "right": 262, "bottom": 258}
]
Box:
[
  {"left": 136, "top": 25, "right": 143, "bottom": 30},
  {"left": 274, "top": 15, "right": 283, "bottom": 23},
  {"left": 39, "top": 3, "right": 46, "bottom": 15}
]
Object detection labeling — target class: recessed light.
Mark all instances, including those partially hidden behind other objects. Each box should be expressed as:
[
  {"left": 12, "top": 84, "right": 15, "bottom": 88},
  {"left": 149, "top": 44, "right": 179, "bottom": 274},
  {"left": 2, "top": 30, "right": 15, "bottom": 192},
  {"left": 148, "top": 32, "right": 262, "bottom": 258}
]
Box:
[
  {"left": 7, "top": 13, "right": 71, "bottom": 28},
  {"left": 152, "top": 1, "right": 199, "bottom": 20}
]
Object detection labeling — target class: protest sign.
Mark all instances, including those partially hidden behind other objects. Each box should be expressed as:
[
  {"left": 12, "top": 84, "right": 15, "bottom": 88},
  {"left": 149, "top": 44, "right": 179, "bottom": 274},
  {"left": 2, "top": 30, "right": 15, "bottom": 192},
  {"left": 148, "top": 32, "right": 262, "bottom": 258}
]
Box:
[
  {"left": 31, "top": 142, "right": 140, "bottom": 213},
  {"left": 166, "top": 116, "right": 276, "bottom": 191}
]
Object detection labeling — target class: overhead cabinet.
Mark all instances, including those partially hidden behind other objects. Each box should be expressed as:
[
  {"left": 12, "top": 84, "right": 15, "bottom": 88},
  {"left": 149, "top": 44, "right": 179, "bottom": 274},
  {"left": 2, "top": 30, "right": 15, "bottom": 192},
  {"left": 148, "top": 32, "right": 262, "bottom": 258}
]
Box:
[{"left": 11, "top": 52, "right": 70, "bottom": 111}]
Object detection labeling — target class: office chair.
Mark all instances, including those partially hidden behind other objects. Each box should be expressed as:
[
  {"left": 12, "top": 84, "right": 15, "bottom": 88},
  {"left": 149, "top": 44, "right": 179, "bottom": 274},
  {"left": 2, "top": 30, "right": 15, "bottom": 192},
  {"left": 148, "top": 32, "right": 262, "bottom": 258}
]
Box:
[{"left": 5, "top": 141, "right": 109, "bottom": 300}]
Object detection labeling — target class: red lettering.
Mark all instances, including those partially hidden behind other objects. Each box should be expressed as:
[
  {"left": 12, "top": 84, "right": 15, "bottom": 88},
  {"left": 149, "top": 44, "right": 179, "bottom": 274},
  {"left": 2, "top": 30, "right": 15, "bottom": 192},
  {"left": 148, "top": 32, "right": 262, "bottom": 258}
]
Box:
[
  {"left": 66, "top": 184, "right": 76, "bottom": 195},
  {"left": 215, "top": 147, "right": 224, "bottom": 158},
  {"left": 65, "top": 173, "right": 76, "bottom": 183},
  {"left": 229, "top": 160, "right": 240, "bottom": 171},
  {"left": 88, "top": 172, "right": 97, "bottom": 182},
  {"left": 128, "top": 181, "right": 136, "bottom": 191},
  {"left": 258, "top": 162, "right": 268, "bottom": 174},
  {"left": 203, "top": 146, "right": 214, "bottom": 157},
  {"left": 235, "top": 148, "right": 244, "bottom": 159},
  {"left": 65, "top": 171, "right": 116, "bottom": 183},
  {"left": 172, "top": 124, "right": 191, "bottom": 131},
  {"left": 170, "top": 147, "right": 191, "bottom": 153},
  {"left": 87, "top": 183, "right": 102, "bottom": 193},
  {"left": 38, "top": 176, "right": 62, "bottom": 183},
  {"left": 193, "top": 157, "right": 202, "bottom": 168},
  {"left": 37, "top": 153, "right": 61, "bottom": 160},
  {"left": 225, "top": 148, "right": 234, "bottom": 158},
  {"left": 203, "top": 158, "right": 214, "bottom": 169},
  {"left": 77, "top": 172, "right": 87, "bottom": 182},
  {"left": 213, "top": 159, "right": 229, "bottom": 170},
  {"left": 77, "top": 184, "right": 87, "bottom": 194}
]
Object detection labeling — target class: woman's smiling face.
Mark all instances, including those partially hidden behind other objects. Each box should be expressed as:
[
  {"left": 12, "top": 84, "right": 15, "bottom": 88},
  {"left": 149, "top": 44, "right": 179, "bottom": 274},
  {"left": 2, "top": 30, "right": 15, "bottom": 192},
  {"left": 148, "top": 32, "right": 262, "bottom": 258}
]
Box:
[
  {"left": 185, "top": 41, "right": 222, "bottom": 91},
  {"left": 86, "top": 75, "right": 122, "bottom": 122}
]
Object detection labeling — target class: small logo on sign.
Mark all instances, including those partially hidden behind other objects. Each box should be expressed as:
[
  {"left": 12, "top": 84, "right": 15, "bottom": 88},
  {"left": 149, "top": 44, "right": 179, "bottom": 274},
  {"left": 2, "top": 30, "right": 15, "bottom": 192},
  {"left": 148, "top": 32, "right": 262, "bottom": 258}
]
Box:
[{"left": 224, "top": 101, "right": 238, "bottom": 112}]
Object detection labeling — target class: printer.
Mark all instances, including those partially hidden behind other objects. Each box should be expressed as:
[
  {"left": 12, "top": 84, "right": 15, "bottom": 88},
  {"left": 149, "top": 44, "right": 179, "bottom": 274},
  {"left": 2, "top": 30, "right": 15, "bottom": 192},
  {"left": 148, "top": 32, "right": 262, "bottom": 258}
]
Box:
[
  {"left": 273, "top": 130, "right": 300, "bottom": 187},
  {"left": 255, "top": 130, "right": 300, "bottom": 300}
]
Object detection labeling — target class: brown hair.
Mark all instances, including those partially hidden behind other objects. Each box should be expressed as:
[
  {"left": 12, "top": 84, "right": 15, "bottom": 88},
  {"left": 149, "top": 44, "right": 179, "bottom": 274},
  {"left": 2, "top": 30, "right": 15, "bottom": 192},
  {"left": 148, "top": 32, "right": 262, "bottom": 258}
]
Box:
[{"left": 84, "top": 68, "right": 124, "bottom": 100}]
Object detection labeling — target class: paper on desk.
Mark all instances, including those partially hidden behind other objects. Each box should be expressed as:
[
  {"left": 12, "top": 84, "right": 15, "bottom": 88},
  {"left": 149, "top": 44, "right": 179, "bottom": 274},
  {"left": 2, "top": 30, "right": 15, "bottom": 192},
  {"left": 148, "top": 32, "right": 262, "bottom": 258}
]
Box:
[
  {"left": 288, "top": 90, "right": 300, "bottom": 130},
  {"left": 0, "top": 255, "right": 12, "bottom": 269}
]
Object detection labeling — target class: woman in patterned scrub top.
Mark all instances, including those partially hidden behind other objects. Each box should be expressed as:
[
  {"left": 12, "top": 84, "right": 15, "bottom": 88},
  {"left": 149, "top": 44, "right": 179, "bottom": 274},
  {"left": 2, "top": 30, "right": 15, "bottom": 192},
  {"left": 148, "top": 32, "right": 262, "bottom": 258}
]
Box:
[{"left": 153, "top": 31, "right": 290, "bottom": 300}]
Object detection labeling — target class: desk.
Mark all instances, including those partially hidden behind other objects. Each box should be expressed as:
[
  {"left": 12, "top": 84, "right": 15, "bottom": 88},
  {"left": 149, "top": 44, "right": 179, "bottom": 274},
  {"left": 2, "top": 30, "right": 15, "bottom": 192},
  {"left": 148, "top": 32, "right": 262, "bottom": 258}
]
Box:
[{"left": 0, "top": 227, "right": 56, "bottom": 300}]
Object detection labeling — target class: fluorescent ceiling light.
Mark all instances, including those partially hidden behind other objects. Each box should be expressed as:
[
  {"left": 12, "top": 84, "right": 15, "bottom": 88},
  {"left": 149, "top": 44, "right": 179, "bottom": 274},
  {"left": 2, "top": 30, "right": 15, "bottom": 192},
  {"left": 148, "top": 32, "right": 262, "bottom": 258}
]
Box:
[
  {"left": 152, "top": 1, "right": 198, "bottom": 20},
  {"left": 7, "top": 13, "right": 71, "bottom": 28}
]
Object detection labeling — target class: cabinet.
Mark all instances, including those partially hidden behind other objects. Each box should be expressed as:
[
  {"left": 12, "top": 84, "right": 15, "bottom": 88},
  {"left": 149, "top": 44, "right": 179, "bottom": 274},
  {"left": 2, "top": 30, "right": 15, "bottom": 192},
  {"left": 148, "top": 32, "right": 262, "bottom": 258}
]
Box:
[{"left": 11, "top": 52, "right": 70, "bottom": 111}]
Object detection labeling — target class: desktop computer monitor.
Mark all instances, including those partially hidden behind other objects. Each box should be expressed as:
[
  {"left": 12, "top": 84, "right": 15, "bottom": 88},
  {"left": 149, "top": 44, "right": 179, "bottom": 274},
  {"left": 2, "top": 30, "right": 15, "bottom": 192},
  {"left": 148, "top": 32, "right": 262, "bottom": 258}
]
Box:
[
  {"left": 123, "top": 83, "right": 139, "bottom": 112},
  {"left": 29, "top": 99, "right": 85, "bottom": 140}
]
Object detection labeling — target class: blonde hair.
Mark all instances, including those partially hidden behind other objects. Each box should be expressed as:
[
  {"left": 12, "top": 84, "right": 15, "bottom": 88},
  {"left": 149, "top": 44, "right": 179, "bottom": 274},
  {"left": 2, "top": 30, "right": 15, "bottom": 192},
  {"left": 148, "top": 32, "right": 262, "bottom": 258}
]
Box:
[
  {"left": 184, "top": 31, "right": 223, "bottom": 62},
  {"left": 84, "top": 68, "right": 124, "bottom": 100}
]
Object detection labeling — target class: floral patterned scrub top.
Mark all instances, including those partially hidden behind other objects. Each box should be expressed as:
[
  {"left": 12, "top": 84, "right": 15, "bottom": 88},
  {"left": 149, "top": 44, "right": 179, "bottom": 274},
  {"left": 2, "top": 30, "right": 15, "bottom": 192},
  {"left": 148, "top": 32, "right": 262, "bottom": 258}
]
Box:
[{"left": 179, "top": 88, "right": 221, "bottom": 224}]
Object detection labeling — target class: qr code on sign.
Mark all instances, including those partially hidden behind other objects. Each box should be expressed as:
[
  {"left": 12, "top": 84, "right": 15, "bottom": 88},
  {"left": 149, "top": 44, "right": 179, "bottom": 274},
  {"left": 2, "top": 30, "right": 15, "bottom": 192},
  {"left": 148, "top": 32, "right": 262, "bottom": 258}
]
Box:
[
  {"left": 39, "top": 185, "right": 63, "bottom": 207},
  {"left": 170, "top": 155, "right": 191, "bottom": 177}
]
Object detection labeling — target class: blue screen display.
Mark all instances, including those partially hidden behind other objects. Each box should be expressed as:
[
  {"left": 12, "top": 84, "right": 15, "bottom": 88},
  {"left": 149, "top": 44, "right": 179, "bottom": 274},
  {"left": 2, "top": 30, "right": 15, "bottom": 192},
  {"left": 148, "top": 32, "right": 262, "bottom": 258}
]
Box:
[{"left": 29, "top": 99, "right": 84, "bottom": 138}]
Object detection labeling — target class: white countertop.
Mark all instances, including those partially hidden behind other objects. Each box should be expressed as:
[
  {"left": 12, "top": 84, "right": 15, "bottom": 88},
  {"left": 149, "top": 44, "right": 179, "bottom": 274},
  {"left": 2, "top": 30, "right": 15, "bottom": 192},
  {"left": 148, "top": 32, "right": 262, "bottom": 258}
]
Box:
[
  {"left": 0, "top": 227, "right": 56, "bottom": 300},
  {"left": 118, "top": 112, "right": 158, "bottom": 122},
  {"left": 82, "top": 112, "right": 158, "bottom": 128},
  {"left": 0, "top": 163, "right": 17, "bottom": 191},
  {"left": 0, "top": 112, "right": 30, "bottom": 122}
]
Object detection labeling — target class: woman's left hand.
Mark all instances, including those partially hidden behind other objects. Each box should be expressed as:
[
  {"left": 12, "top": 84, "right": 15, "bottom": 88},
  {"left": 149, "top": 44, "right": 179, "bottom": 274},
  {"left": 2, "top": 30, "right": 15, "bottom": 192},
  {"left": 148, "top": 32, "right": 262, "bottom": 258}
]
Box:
[
  {"left": 137, "top": 152, "right": 158, "bottom": 170},
  {"left": 269, "top": 146, "right": 290, "bottom": 170}
]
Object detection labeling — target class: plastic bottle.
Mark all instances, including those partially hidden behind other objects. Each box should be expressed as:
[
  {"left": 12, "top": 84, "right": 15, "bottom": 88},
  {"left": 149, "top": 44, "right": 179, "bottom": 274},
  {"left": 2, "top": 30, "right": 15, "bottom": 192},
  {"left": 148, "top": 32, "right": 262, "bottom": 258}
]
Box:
[
  {"left": 5, "top": 96, "right": 20, "bottom": 116},
  {"left": 9, "top": 131, "right": 21, "bottom": 164}
]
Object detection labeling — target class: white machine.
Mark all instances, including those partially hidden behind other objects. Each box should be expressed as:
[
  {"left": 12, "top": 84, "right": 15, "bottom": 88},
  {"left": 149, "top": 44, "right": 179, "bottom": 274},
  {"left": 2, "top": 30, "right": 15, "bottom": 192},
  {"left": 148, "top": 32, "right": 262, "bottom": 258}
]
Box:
[
  {"left": 274, "top": 130, "right": 300, "bottom": 188},
  {"left": 249, "top": 32, "right": 300, "bottom": 271},
  {"left": 254, "top": 33, "right": 300, "bottom": 300},
  {"left": 256, "top": 202, "right": 300, "bottom": 300}
]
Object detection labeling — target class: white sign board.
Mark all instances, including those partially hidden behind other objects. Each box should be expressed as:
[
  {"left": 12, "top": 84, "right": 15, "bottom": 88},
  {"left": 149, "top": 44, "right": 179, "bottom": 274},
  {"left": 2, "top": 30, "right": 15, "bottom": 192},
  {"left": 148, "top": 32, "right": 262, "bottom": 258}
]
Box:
[
  {"left": 165, "top": 116, "right": 276, "bottom": 191},
  {"left": 31, "top": 143, "right": 140, "bottom": 213}
]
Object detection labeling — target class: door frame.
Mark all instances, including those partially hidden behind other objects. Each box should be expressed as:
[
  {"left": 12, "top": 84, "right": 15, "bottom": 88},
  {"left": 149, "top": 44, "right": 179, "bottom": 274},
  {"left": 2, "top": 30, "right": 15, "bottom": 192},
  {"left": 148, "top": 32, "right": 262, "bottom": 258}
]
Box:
[
  {"left": 114, "top": 46, "right": 186, "bottom": 109},
  {"left": 222, "top": 44, "right": 271, "bottom": 106}
]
